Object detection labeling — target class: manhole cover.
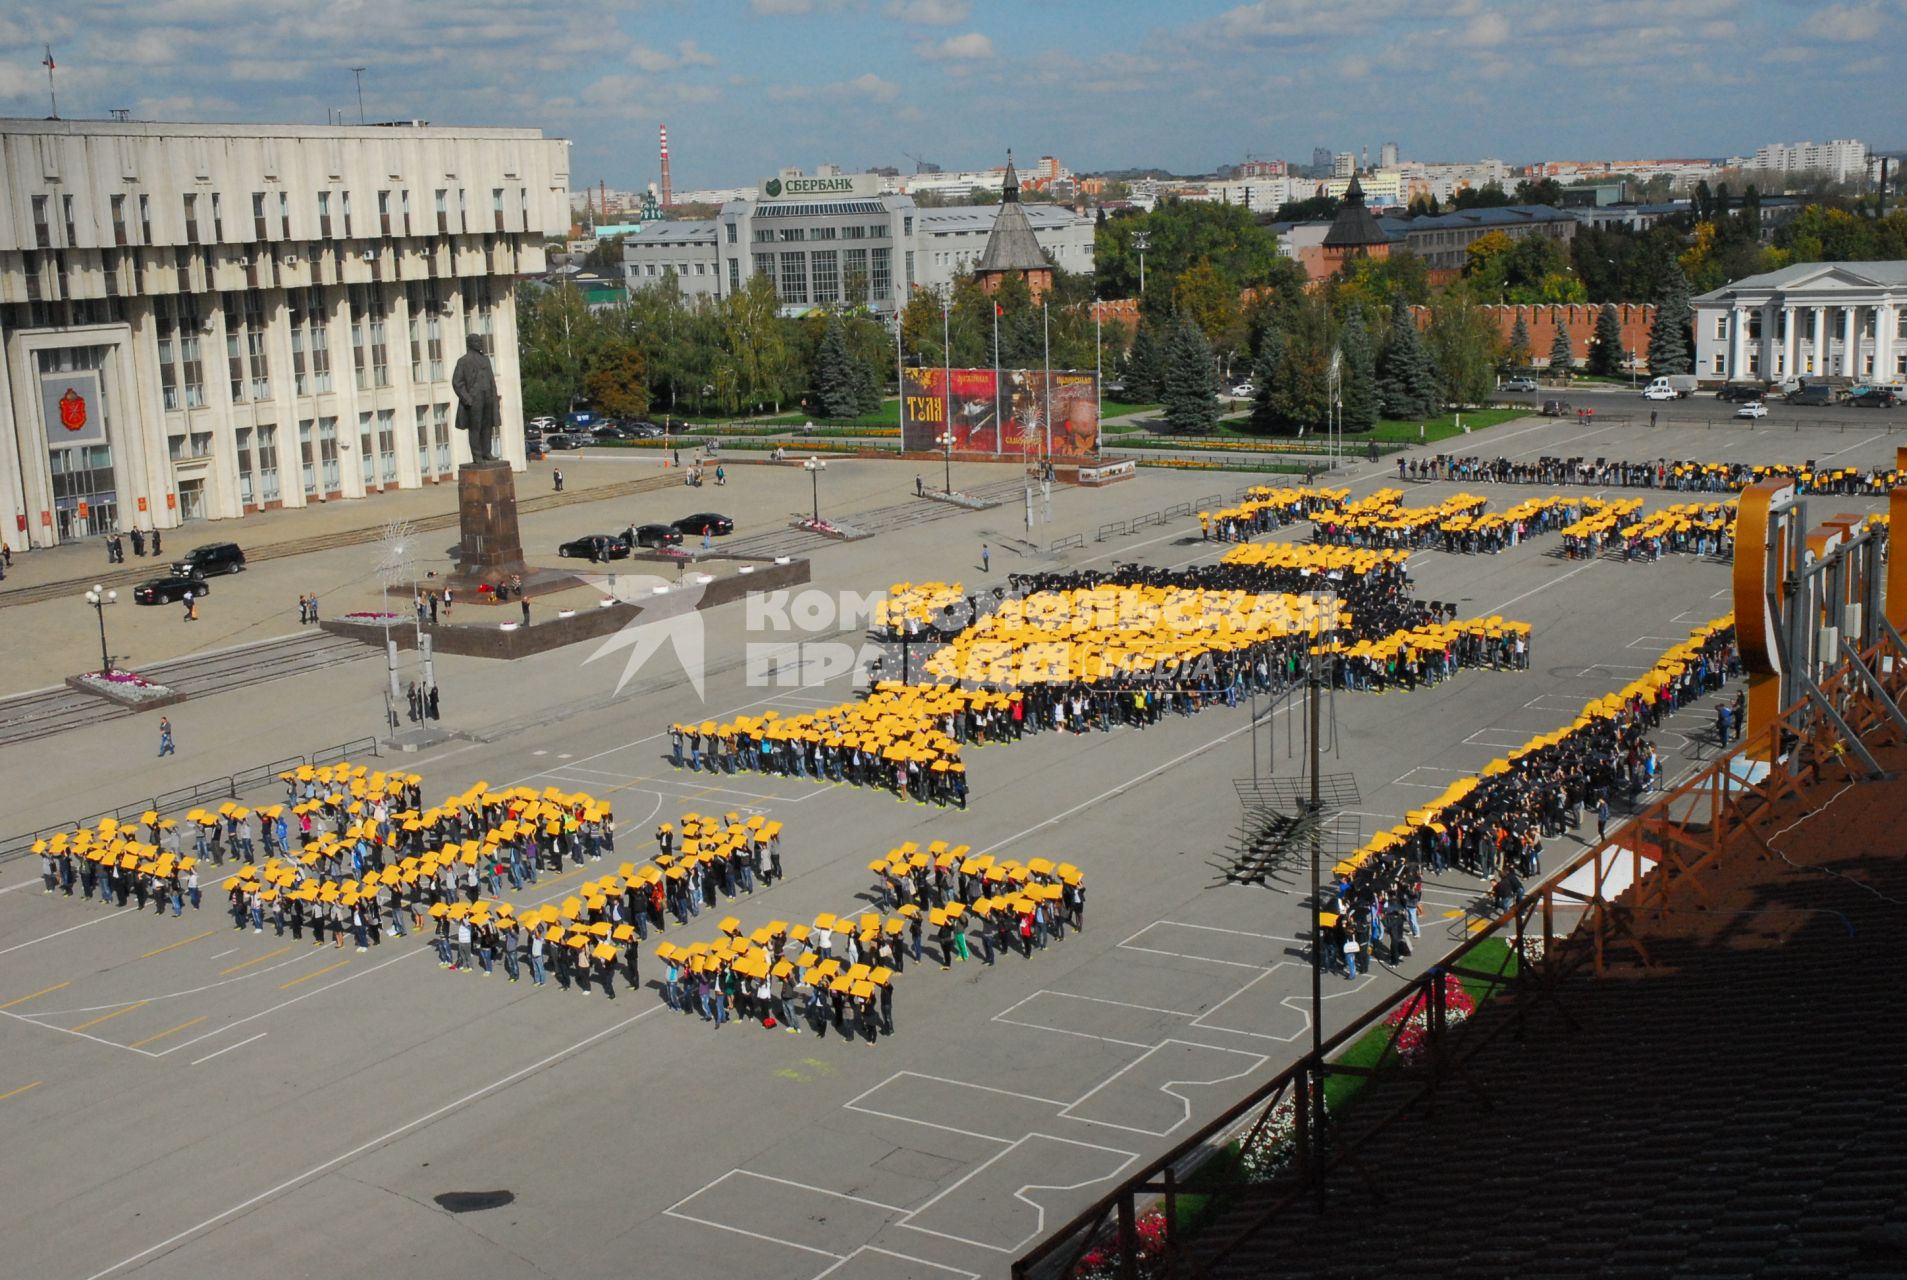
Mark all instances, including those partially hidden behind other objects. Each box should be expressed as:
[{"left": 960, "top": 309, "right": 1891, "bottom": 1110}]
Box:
[{"left": 434, "top": 1190, "right": 515, "bottom": 1213}]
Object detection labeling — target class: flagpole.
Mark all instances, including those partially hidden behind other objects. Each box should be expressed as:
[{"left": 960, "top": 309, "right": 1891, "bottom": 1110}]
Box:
[
  {"left": 1094, "top": 304, "right": 1103, "bottom": 456},
  {"left": 941, "top": 297, "right": 952, "bottom": 464},
  {"left": 43, "top": 46, "right": 58, "bottom": 119},
  {"left": 992, "top": 302, "right": 1002, "bottom": 457},
  {"left": 1042, "top": 301, "right": 1051, "bottom": 463}
]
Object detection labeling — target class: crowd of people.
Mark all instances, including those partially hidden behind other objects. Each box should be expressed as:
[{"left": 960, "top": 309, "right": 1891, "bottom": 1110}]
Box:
[
  {"left": 1401, "top": 454, "right": 1901, "bottom": 496},
  {"left": 1559, "top": 501, "right": 1739, "bottom": 562},
  {"left": 1316, "top": 615, "right": 1739, "bottom": 977}
]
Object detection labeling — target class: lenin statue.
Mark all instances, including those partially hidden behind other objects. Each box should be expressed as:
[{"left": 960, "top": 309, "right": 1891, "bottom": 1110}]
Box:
[{"left": 452, "top": 335, "right": 503, "bottom": 462}]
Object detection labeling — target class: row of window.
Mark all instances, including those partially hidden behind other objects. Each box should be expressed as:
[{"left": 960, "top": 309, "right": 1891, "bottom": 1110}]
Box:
[
  {"left": 1715, "top": 307, "right": 1907, "bottom": 342},
  {"left": 33, "top": 185, "right": 534, "bottom": 250},
  {"left": 752, "top": 247, "right": 893, "bottom": 306},
  {"left": 751, "top": 224, "right": 891, "bottom": 243},
  {"left": 1722, "top": 350, "right": 1907, "bottom": 377}
]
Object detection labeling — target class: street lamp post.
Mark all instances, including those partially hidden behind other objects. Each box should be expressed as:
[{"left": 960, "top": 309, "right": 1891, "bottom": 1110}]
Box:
[
  {"left": 84, "top": 584, "right": 116, "bottom": 676},
  {"left": 1132, "top": 230, "right": 1150, "bottom": 296},
  {"left": 804, "top": 455, "right": 826, "bottom": 524},
  {"left": 936, "top": 430, "right": 954, "bottom": 494}
]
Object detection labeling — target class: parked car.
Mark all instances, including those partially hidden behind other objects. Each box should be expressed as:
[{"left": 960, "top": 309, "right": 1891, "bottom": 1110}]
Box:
[
  {"left": 134, "top": 575, "right": 213, "bottom": 605},
  {"left": 1539, "top": 399, "right": 1572, "bottom": 417},
  {"left": 627, "top": 419, "right": 667, "bottom": 438},
  {"left": 672, "top": 512, "right": 734, "bottom": 537},
  {"left": 1715, "top": 383, "right": 1764, "bottom": 402},
  {"left": 632, "top": 522, "right": 684, "bottom": 548},
  {"left": 1229, "top": 382, "right": 1256, "bottom": 398},
  {"left": 558, "top": 533, "right": 632, "bottom": 561},
  {"left": 529, "top": 416, "right": 557, "bottom": 432},
  {"left": 1787, "top": 382, "right": 1841, "bottom": 407},
  {"left": 1849, "top": 388, "right": 1901, "bottom": 408},
  {"left": 1735, "top": 400, "right": 1769, "bottom": 419},
  {"left": 1641, "top": 385, "right": 1679, "bottom": 401},
  {"left": 542, "top": 432, "right": 584, "bottom": 450},
  {"left": 170, "top": 542, "right": 245, "bottom": 577},
  {"left": 1501, "top": 376, "right": 1539, "bottom": 393},
  {"left": 592, "top": 424, "right": 636, "bottom": 441}
]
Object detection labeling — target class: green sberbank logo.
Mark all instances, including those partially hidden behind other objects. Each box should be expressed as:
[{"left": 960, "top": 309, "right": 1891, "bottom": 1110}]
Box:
[
  {"left": 765, "top": 178, "right": 782, "bottom": 197},
  {"left": 764, "top": 176, "right": 856, "bottom": 198}
]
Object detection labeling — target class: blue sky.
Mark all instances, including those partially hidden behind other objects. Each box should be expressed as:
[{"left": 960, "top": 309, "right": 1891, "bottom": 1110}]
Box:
[{"left": 4, "top": 1, "right": 1903, "bottom": 189}]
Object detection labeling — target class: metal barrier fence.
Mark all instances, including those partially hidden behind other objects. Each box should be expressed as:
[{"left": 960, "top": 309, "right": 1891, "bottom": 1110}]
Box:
[
  {"left": 1011, "top": 634, "right": 1907, "bottom": 1280},
  {"left": 1050, "top": 533, "right": 1085, "bottom": 552},
  {"left": 0, "top": 736, "right": 381, "bottom": 865}
]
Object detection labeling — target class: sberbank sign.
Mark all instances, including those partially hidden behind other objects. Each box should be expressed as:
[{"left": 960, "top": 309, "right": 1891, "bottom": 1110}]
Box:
[{"left": 759, "top": 174, "right": 878, "bottom": 200}]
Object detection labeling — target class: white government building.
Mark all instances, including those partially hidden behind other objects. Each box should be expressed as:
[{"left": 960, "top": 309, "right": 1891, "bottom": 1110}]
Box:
[
  {"left": 619, "top": 170, "right": 1096, "bottom": 316},
  {"left": 1692, "top": 261, "right": 1907, "bottom": 386},
  {"left": 0, "top": 117, "right": 570, "bottom": 548}
]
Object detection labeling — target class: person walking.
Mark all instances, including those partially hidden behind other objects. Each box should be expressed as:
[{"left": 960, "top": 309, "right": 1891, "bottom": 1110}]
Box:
[
  {"left": 181, "top": 588, "right": 195, "bottom": 622},
  {"left": 158, "top": 716, "right": 176, "bottom": 757},
  {"left": 915, "top": 474, "right": 924, "bottom": 497},
  {"left": 1595, "top": 793, "right": 1610, "bottom": 842},
  {"left": 298, "top": 593, "right": 310, "bottom": 625},
  {"left": 553, "top": 467, "right": 565, "bottom": 493},
  {"left": 308, "top": 592, "right": 320, "bottom": 623},
  {"left": 428, "top": 592, "right": 439, "bottom": 625},
  {"left": 520, "top": 597, "right": 530, "bottom": 627},
  {"left": 980, "top": 543, "right": 990, "bottom": 574}
]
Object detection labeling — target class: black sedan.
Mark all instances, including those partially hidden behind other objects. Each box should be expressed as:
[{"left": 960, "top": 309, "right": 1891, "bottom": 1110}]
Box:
[
  {"left": 557, "top": 534, "right": 632, "bottom": 561},
  {"left": 672, "top": 512, "right": 734, "bottom": 537},
  {"left": 633, "top": 522, "right": 684, "bottom": 548},
  {"left": 543, "top": 433, "right": 584, "bottom": 450},
  {"left": 133, "top": 576, "right": 211, "bottom": 605}
]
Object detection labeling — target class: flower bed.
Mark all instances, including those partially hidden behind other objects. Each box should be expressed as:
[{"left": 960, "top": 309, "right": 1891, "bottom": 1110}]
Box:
[
  {"left": 1385, "top": 971, "right": 1477, "bottom": 1063},
  {"left": 342, "top": 611, "right": 402, "bottom": 621},
  {"left": 67, "top": 668, "right": 184, "bottom": 709},
  {"left": 1135, "top": 457, "right": 1311, "bottom": 475},
  {"left": 791, "top": 515, "right": 871, "bottom": 540}
]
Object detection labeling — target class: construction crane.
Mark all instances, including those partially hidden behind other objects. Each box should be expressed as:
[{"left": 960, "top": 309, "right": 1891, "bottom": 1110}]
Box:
[{"left": 904, "top": 150, "right": 941, "bottom": 175}]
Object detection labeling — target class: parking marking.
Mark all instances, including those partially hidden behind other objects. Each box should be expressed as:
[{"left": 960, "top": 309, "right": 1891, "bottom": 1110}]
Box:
[
  {"left": 279, "top": 960, "right": 350, "bottom": 990},
  {"left": 221, "top": 945, "right": 293, "bottom": 975},
  {"left": 139, "top": 929, "right": 216, "bottom": 960},
  {"left": 68, "top": 1002, "right": 150, "bottom": 1033},
  {"left": 190, "top": 1032, "right": 269, "bottom": 1066},
  {"left": 128, "top": 1016, "right": 208, "bottom": 1050},
  {"left": 0, "top": 1081, "right": 44, "bottom": 1103},
  {"left": 810, "top": 1246, "right": 980, "bottom": 1280},
  {"left": 0, "top": 982, "right": 71, "bottom": 1010}
]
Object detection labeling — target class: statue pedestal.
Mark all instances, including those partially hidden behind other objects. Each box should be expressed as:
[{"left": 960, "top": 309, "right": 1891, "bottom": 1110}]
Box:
[{"left": 448, "top": 461, "right": 574, "bottom": 598}]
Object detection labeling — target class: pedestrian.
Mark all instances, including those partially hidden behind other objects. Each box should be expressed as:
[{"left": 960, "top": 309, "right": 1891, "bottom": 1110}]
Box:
[
  {"left": 308, "top": 592, "right": 319, "bottom": 622},
  {"left": 186, "top": 591, "right": 199, "bottom": 622},
  {"left": 981, "top": 543, "right": 990, "bottom": 573},
  {"left": 520, "top": 597, "right": 530, "bottom": 627},
  {"left": 158, "top": 716, "right": 176, "bottom": 757},
  {"left": 1595, "top": 794, "right": 1610, "bottom": 842},
  {"left": 427, "top": 685, "right": 441, "bottom": 721},
  {"left": 407, "top": 682, "right": 422, "bottom": 723},
  {"left": 553, "top": 467, "right": 564, "bottom": 493},
  {"left": 104, "top": 534, "right": 116, "bottom": 564},
  {"left": 298, "top": 593, "right": 310, "bottom": 625},
  {"left": 130, "top": 528, "right": 146, "bottom": 557},
  {"left": 441, "top": 587, "right": 452, "bottom": 617},
  {"left": 151, "top": 529, "right": 162, "bottom": 555},
  {"left": 429, "top": 592, "right": 439, "bottom": 625},
  {"left": 915, "top": 474, "right": 924, "bottom": 497}
]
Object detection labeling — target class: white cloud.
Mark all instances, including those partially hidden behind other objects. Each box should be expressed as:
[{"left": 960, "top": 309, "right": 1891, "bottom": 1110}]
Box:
[
  {"left": 752, "top": 0, "right": 813, "bottom": 12},
  {"left": 629, "top": 39, "right": 718, "bottom": 72},
  {"left": 1461, "top": 11, "right": 1510, "bottom": 46},
  {"left": 915, "top": 31, "right": 995, "bottom": 59},
  {"left": 886, "top": 0, "right": 969, "bottom": 23},
  {"left": 1814, "top": 3, "right": 1883, "bottom": 40},
  {"left": 766, "top": 72, "right": 901, "bottom": 102}
]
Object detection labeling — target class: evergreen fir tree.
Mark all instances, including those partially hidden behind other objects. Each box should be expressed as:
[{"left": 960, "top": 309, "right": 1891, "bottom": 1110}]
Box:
[
  {"left": 1375, "top": 294, "right": 1438, "bottom": 418},
  {"left": 1124, "top": 317, "right": 1165, "bottom": 401},
  {"left": 1337, "top": 308, "right": 1379, "bottom": 431},
  {"left": 812, "top": 312, "right": 862, "bottom": 418},
  {"left": 1548, "top": 318, "right": 1574, "bottom": 379},
  {"left": 1647, "top": 261, "right": 1694, "bottom": 376},
  {"left": 1587, "top": 303, "right": 1625, "bottom": 377},
  {"left": 1249, "top": 328, "right": 1286, "bottom": 433},
  {"left": 1507, "top": 315, "right": 1532, "bottom": 368},
  {"left": 1160, "top": 316, "right": 1220, "bottom": 433}
]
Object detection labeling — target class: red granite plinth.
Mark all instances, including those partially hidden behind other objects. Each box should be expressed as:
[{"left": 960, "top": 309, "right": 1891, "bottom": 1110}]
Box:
[{"left": 447, "top": 461, "right": 575, "bottom": 597}]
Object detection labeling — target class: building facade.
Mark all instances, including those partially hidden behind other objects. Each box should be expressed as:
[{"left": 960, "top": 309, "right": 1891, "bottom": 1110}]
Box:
[
  {"left": 1749, "top": 140, "right": 1869, "bottom": 184},
  {"left": 619, "top": 170, "right": 1094, "bottom": 315},
  {"left": 0, "top": 119, "right": 569, "bottom": 548},
  {"left": 1693, "top": 261, "right": 1907, "bottom": 386}
]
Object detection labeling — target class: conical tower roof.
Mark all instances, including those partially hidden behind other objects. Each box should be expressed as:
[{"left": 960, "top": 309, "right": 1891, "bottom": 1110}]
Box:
[
  {"left": 976, "top": 151, "right": 1051, "bottom": 275},
  {"left": 1322, "top": 175, "right": 1388, "bottom": 249}
]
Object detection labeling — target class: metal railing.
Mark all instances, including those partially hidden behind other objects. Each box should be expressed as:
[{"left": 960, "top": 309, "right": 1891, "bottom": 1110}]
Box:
[
  {"left": 0, "top": 736, "right": 380, "bottom": 865},
  {"left": 1012, "top": 635, "right": 1907, "bottom": 1280}
]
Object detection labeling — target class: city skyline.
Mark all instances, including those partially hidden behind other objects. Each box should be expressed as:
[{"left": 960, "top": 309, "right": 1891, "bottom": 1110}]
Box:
[{"left": 3, "top": 0, "right": 1902, "bottom": 191}]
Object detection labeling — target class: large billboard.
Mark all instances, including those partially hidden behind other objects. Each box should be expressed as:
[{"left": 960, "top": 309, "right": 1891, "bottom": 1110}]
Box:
[{"left": 901, "top": 368, "right": 1099, "bottom": 456}]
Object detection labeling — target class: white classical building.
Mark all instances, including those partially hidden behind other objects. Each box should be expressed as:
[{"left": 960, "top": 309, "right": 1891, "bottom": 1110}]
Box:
[
  {"left": 1692, "top": 261, "right": 1907, "bottom": 387},
  {"left": 0, "top": 117, "right": 570, "bottom": 547}
]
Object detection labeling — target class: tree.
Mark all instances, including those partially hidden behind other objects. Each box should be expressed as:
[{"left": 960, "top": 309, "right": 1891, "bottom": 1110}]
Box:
[
  {"left": 811, "top": 312, "right": 880, "bottom": 418},
  {"left": 1259, "top": 295, "right": 1334, "bottom": 435},
  {"left": 584, "top": 340, "right": 650, "bottom": 419},
  {"left": 1336, "top": 308, "right": 1378, "bottom": 432},
  {"left": 1376, "top": 294, "right": 1440, "bottom": 417},
  {"left": 1646, "top": 260, "right": 1693, "bottom": 376},
  {"left": 1452, "top": 182, "right": 1512, "bottom": 210},
  {"left": 1160, "top": 316, "right": 1220, "bottom": 433},
  {"left": 1511, "top": 177, "right": 1564, "bottom": 206},
  {"left": 1249, "top": 328, "right": 1286, "bottom": 432},
  {"left": 1507, "top": 315, "right": 1532, "bottom": 368},
  {"left": 1548, "top": 320, "right": 1574, "bottom": 379},
  {"left": 1173, "top": 258, "right": 1245, "bottom": 364},
  {"left": 1123, "top": 316, "right": 1166, "bottom": 401},
  {"left": 1587, "top": 302, "right": 1625, "bottom": 377},
  {"left": 1092, "top": 197, "right": 1284, "bottom": 306},
  {"left": 1425, "top": 298, "right": 1501, "bottom": 406}
]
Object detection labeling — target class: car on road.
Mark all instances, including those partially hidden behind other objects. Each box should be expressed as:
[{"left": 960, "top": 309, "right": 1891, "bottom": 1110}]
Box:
[
  {"left": 1715, "top": 384, "right": 1765, "bottom": 402},
  {"left": 672, "top": 512, "right": 734, "bottom": 537},
  {"left": 1849, "top": 388, "right": 1902, "bottom": 408},
  {"left": 1641, "top": 385, "right": 1679, "bottom": 401},
  {"left": 626, "top": 420, "right": 666, "bottom": 439},
  {"left": 133, "top": 575, "right": 213, "bottom": 605},
  {"left": 1229, "top": 382, "right": 1256, "bottom": 398},
  {"left": 170, "top": 542, "right": 246, "bottom": 577},
  {"left": 1735, "top": 400, "right": 1769, "bottom": 419},
  {"left": 1501, "top": 376, "right": 1539, "bottom": 393},
  {"left": 557, "top": 533, "right": 632, "bottom": 561},
  {"left": 1539, "top": 399, "right": 1572, "bottom": 417},
  {"left": 592, "top": 423, "right": 638, "bottom": 441},
  {"left": 529, "top": 416, "right": 557, "bottom": 432},
  {"left": 542, "top": 432, "right": 584, "bottom": 450},
  {"left": 632, "top": 522, "right": 684, "bottom": 548}
]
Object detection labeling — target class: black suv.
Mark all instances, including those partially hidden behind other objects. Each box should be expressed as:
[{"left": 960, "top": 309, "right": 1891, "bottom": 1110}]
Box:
[
  {"left": 171, "top": 542, "right": 246, "bottom": 577},
  {"left": 1715, "top": 384, "right": 1765, "bottom": 403}
]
